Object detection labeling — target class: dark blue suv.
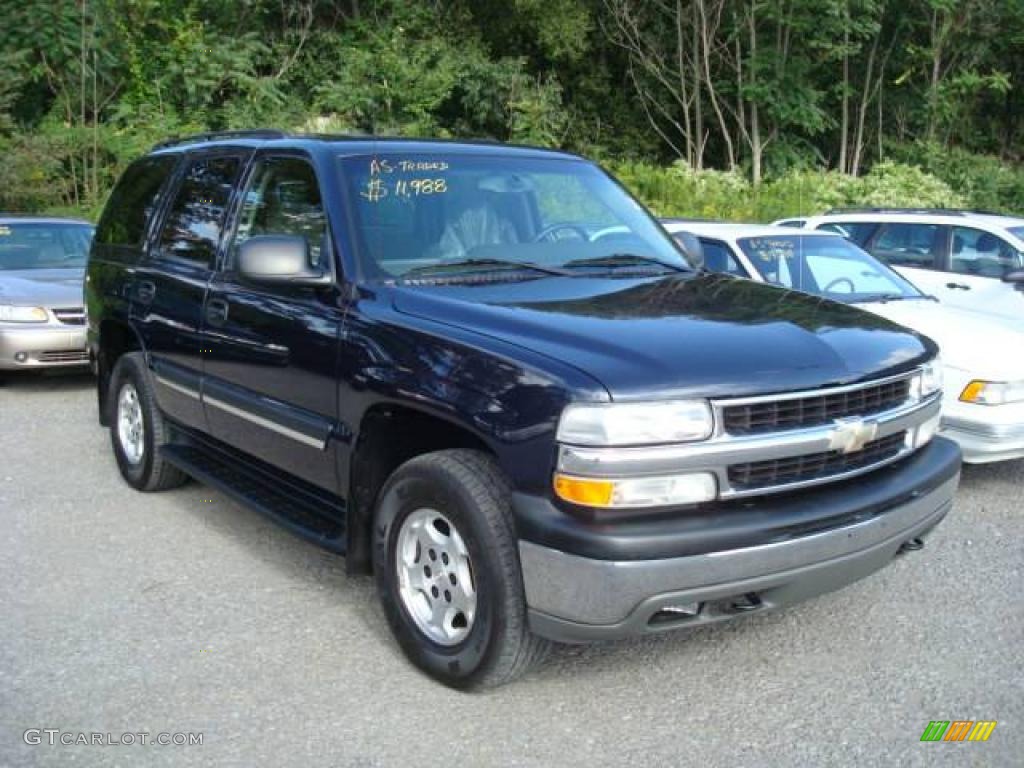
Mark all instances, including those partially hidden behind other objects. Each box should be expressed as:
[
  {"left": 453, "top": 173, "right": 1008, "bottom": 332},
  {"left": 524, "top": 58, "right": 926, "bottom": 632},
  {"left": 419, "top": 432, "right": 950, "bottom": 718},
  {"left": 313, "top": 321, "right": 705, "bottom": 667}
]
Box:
[{"left": 86, "top": 131, "right": 961, "bottom": 688}]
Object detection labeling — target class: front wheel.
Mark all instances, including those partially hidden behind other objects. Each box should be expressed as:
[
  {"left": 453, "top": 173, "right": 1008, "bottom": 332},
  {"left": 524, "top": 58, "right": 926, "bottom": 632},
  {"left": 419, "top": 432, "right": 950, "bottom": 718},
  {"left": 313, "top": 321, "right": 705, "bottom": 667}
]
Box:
[{"left": 373, "top": 449, "right": 549, "bottom": 689}]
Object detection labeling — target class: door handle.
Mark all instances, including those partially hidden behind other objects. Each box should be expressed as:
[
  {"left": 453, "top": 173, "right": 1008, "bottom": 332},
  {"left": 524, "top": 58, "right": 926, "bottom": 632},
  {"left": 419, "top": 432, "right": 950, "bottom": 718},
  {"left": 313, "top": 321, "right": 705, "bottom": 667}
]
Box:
[
  {"left": 945, "top": 282, "right": 971, "bottom": 291},
  {"left": 136, "top": 280, "right": 157, "bottom": 304},
  {"left": 205, "top": 299, "right": 229, "bottom": 326}
]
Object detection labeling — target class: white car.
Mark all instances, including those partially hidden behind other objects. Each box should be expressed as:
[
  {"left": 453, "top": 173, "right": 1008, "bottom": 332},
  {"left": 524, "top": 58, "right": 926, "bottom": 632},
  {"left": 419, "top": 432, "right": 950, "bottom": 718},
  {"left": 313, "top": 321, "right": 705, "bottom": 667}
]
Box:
[
  {"left": 771, "top": 209, "right": 1024, "bottom": 326},
  {"left": 662, "top": 220, "right": 1024, "bottom": 464}
]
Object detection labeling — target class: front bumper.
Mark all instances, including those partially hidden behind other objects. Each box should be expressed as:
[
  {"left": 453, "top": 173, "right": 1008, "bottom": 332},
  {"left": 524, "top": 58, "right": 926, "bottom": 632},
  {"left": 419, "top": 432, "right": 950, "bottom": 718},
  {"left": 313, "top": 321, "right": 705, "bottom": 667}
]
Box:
[
  {"left": 0, "top": 325, "right": 88, "bottom": 369},
  {"left": 516, "top": 437, "right": 961, "bottom": 643},
  {"left": 940, "top": 403, "right": 1024, "bottom": 463}
]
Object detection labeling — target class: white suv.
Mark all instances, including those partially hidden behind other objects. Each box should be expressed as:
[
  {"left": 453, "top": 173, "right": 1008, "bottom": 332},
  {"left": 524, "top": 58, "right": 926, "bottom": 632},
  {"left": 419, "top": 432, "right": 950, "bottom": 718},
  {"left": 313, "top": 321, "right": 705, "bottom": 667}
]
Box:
[{"left": 774, "top": 210, "right": 1024, "bottom": 325}]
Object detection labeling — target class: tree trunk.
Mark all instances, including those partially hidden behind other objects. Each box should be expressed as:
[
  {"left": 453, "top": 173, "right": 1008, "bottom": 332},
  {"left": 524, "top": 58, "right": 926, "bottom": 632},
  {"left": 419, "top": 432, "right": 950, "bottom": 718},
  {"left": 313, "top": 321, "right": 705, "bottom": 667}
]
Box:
[{"left": 839, "top": 4, "right": 850, "bottom": 174}]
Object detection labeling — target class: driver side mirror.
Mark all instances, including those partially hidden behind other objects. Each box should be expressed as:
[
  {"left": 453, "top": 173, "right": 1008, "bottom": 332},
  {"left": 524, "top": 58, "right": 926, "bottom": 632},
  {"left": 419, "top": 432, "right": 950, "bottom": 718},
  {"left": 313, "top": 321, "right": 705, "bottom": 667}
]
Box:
[
  {"left": 1003, "top": 269, "right": 1024, "bottom": 290},
  {"left": 238, "top": 235, "right": 331, "bottom": 287},
  {"left": 672, "top": 232, "right": 705, "bottom": 270}
]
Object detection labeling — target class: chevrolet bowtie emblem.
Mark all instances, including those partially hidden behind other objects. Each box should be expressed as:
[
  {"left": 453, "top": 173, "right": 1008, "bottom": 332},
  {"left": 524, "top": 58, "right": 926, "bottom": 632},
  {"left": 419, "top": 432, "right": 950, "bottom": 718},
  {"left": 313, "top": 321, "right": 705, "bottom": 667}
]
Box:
[{"left": 828, "top": 417, "right": 878, "bottom": 455}]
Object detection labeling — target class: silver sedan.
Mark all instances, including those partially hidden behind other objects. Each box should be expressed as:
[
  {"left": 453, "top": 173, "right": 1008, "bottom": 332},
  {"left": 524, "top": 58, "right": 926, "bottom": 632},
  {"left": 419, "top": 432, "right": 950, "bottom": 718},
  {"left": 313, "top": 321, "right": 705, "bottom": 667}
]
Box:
[{"left": 0, "top": 217, "right": 93, "bottom": 371}]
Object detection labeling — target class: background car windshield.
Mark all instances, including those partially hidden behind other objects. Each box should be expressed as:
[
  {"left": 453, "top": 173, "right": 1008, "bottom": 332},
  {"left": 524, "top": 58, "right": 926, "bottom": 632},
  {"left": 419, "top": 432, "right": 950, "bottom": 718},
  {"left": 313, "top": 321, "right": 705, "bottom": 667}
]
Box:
[
  {"left": 737, "top": 234, "right": 921, "bottom": 301},
  {"left": 0, "top": 222, "right": 94, "bottom": 270},
  {"left": 340, "top": 154, "right": 687, "bottom": 277}
]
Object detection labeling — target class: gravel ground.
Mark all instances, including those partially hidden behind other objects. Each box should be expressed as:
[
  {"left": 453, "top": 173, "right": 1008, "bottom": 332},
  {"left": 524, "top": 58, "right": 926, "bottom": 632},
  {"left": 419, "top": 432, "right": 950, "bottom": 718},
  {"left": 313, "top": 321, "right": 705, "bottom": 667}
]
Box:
[{"left": 2, "top": 371, "right": 1021, "bottom": 768}]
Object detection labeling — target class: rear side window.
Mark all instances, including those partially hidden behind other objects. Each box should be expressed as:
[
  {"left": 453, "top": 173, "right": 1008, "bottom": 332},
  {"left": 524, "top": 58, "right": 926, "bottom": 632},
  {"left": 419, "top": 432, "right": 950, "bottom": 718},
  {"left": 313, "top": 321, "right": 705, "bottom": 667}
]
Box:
[
  {"left": 950, "top": 226, "right": 1024, "bottom": 278},
  {"left": 156, "top": 155, "right": 242, "bottom": 267},
  {"left": 867, "top": 223, "right": 943, "bottom": 269},
  {"left": 95, "top": 156, "right": 177, "bottom": 246}
]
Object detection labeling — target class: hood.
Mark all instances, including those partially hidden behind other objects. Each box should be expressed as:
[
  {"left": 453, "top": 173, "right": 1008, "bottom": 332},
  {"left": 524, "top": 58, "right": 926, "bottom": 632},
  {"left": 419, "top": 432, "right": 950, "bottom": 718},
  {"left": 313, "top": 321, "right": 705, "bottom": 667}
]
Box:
[
  {"left": 0, "top": 269, "right": 85, "bottom": 307},
  {"left": 390, "top": 273, "right": 935, "bottom": 400},
  {"left": 861, "top": 298, "right": 1024, "bottom": 380}
]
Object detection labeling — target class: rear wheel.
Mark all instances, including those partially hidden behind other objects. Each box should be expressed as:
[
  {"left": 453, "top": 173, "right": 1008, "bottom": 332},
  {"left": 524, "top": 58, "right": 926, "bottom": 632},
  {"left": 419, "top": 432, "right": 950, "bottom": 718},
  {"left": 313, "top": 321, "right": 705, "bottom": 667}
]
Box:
[
  {"left": 373, "top": 449, "right": 549, "bottom": 689},
  {"left": 108, "top": 352, "right": 188, "bottom": 491}
]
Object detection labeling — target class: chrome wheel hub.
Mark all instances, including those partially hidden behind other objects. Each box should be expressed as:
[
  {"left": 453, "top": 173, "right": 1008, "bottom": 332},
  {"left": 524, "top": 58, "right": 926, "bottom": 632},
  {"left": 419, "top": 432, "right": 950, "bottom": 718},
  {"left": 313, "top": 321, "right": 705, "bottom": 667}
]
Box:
[
  {"left": 117, "top": 383, "right": 145, "bottom": 465},
  {"left": 396, "top": 508, "right": 476, "bottom": 646}
]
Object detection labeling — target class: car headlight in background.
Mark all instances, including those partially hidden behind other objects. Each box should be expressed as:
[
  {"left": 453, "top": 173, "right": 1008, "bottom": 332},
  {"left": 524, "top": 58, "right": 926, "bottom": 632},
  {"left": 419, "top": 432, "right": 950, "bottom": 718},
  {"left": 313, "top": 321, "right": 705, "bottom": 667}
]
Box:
[
  {"left": 0, "top": 305, "right": 49, "bottom": 323},
  {"left": 556, "top": 400, "right": 714, "bottom": 446},
  {"left": 959, "top": 379, "right": 1024, "bottom": 406}
]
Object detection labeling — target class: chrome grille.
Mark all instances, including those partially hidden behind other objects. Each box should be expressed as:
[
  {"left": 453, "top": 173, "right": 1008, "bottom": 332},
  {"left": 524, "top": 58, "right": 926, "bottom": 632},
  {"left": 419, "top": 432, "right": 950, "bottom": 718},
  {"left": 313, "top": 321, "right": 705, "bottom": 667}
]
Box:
[
  {"left": 52, "top": 307, "right": 86, "bottom": 325},
  {"left": 728, "top": 432, "right": 908, "bottom": 491},
  {"left": 722, "top": 377, "right": 912, "bottom": 435}
]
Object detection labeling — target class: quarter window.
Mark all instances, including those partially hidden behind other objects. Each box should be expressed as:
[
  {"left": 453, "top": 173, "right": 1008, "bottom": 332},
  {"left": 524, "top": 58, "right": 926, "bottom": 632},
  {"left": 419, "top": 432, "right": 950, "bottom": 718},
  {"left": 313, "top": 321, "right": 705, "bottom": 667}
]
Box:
[
  {"left": 695, "top": 239, "right": 747, "bottom": 277},
  {"left": 950, "top": 226, "right": 1023, "bottom": 278},
  {"left": 231, "top": 156, "right": 328, "bottom": 271},
  {"left": 157, "top": 156, "right": 242, "bottom": 266}
]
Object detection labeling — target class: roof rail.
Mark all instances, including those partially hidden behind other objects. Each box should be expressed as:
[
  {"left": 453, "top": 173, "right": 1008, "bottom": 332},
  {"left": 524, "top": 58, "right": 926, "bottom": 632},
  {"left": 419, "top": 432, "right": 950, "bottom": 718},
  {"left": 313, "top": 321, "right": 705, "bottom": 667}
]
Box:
[
  {"left": 824, "top": 207, "right": 1008, "bottom": 216},
  {"left": 151, "top": 129, "right": 288, "bottom": 151}
]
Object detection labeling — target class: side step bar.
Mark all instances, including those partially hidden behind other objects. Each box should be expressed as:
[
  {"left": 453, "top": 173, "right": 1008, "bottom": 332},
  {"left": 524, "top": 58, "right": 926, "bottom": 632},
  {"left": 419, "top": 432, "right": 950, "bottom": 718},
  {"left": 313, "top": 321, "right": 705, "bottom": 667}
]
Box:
[{"left": 161, "top": 443, "right": 346, "bottom": 553}]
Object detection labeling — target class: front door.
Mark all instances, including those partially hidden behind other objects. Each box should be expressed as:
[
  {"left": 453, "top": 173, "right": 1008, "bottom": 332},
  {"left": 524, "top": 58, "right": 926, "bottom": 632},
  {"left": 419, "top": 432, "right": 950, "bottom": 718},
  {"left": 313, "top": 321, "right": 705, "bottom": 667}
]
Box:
[
  {"left": 201, "top": 153, "right": 343, "bottom": 492},
  {"left": 863, "top": 221, "right": 949, "bottom": 303},
  {"left": 135, "top": 152, "right": 247, "bottom": 429}
]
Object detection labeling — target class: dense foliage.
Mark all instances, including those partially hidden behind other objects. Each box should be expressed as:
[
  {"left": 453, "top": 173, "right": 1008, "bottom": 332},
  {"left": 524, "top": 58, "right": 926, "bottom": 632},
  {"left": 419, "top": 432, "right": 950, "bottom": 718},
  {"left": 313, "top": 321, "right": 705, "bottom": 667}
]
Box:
[{"left": 1, "top": 0, "right": 1021, "bottom": 219}]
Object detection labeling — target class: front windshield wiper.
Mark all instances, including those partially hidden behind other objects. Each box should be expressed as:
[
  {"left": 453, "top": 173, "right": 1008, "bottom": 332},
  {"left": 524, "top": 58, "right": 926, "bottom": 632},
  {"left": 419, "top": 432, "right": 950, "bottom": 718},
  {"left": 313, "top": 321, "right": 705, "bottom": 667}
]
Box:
[
  {"left": 562, "top": 253, "right": 688, "bottom": 273},
  {"left": 848, "top": 293, "right": 913, "bottom": 304},
  {"left": 402, "top": 258, "right": 571, "bottom": 278}
]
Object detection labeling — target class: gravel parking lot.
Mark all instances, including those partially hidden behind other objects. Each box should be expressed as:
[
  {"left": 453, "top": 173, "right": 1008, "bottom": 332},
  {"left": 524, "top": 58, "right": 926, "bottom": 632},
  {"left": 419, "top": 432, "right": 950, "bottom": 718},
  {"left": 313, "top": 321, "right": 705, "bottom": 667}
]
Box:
[{"left": 2, "top": 371, "right": 1021, "bottom": 767}]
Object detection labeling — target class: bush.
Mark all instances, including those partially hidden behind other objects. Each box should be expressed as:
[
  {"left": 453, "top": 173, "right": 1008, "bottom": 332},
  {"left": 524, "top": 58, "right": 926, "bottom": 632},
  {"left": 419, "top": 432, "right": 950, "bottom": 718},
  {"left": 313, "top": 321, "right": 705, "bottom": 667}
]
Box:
[
  {"left": 889, "top": 141, "right": 1024, "bottom": 214},
  {"left": 605, "top": 159, "right": 965, "bottom": 222}
]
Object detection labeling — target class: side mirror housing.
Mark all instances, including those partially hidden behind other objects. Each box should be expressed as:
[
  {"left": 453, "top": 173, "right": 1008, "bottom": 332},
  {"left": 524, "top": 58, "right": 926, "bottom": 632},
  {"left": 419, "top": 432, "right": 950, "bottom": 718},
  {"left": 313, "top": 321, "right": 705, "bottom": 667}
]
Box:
[
  {"left": 1003, "top": 269, "right": 1024, "bottom": 290},
  {"left": 237, "top": 235, "right": 331, "bottom": 286},
  {"left": 673, "top": 231, "right": 705, "bottom": 271}
]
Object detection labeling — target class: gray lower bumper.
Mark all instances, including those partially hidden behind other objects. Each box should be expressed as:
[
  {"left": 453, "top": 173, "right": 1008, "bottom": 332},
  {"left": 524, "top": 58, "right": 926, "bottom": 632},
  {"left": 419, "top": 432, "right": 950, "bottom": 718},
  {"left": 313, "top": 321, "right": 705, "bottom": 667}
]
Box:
[
  {"left": 520, "top": 474, "right": 958, "bottom": 643},
  {"left": 941, "top": 418, "right": 1024, "bottom": 464},
  {"left": 0, "top": 325, "right": 88, "bottom": 369}
]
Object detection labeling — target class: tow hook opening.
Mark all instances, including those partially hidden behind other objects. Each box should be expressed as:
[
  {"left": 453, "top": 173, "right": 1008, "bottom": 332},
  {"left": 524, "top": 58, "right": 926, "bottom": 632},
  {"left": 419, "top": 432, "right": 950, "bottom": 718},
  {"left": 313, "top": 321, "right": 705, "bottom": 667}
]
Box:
[
  {"left": 648, "top": 602, "right": 703, "bottom": 626},
  {"left": 724, "top": 592, "right": 763, "bottom": 614},
  {"left": 898, "top": 537, "right": 925, "bottom": 555}
]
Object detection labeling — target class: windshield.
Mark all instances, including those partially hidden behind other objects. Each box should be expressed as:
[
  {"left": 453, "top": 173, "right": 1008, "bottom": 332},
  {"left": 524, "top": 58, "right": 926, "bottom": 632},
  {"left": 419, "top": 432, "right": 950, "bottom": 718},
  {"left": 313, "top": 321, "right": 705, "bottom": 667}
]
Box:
[
  {"left": 737, "top": 234, "right": 922, "bottom": 302},
  {"left": 340, "top": 154, "right": 688, "bottom": 279},
  {"left": 1007, "top": 226, "right": 1024, "bottom": 244},
  {"left": 0, "top": 222, "right": 94, "bottom": 270}
]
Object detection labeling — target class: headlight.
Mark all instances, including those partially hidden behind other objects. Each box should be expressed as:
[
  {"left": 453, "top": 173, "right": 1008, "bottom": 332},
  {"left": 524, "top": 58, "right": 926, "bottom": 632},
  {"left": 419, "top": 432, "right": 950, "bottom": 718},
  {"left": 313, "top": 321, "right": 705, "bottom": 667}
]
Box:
[
  {"left": 960, "top": 379, "right": 1024, "bottom": 406},
  {"left": 0, "top": 305, "right": 49, "bottom": 323},
  {"left": 911, "top": 359, "right": 943, "bottom": 400},
  {"left": 556, "top": 400, "right": 714, "bottom": 446}
]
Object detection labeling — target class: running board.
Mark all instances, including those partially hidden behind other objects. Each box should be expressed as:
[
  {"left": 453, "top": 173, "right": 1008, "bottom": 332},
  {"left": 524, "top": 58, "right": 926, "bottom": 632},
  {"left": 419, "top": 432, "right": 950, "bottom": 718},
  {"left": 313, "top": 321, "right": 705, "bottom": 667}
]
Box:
[{"left": 160, "top": 443, "right": 346, "bottom": 552}]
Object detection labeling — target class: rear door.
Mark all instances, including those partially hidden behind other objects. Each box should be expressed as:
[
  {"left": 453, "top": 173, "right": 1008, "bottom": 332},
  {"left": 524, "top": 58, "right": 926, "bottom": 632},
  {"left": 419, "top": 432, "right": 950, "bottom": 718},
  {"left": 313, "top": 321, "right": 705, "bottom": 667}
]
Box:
[
  {"left": 201, "top": 152, "right": 343, "bottom": 492},
  {"left": 133, "top": 151, "right": 247, "bottom": 429}
]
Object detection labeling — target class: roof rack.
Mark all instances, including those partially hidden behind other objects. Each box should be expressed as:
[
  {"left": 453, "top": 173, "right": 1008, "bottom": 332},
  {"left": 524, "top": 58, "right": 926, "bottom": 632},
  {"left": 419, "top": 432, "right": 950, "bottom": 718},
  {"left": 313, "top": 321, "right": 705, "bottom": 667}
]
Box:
[
  {"left": 824, "top": 207, "right": 1008, "bottom": 216},
  {"left": 151, "top": 129, "right": 288, "bottom": 151}
]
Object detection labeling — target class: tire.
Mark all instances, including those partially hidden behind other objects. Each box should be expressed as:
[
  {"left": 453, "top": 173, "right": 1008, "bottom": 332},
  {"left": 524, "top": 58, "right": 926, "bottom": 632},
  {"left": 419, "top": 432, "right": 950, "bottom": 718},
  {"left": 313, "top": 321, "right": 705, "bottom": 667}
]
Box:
[
  {"left": 108, "top": 352, "right": 188, "bottom": 492},
  {"left": 373, "top": 449, "right": 550, "bottom": 689}
]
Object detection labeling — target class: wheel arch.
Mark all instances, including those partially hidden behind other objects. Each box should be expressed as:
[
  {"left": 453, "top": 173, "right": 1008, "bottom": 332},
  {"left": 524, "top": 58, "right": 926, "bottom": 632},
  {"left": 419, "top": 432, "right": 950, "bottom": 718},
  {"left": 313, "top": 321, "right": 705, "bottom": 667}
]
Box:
[
  {"left": 345, "top": 402, "right": 498, "bottom": 574},
  {"left": 96, "top": 318, "right": 146, "bottom": 426}
]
